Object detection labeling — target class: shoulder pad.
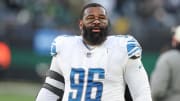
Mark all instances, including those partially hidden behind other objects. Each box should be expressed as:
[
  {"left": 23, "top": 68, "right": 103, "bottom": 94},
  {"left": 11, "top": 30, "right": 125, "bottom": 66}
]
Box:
[
  {"left": 50, "top": 36, "right": 65, "bottom": 56},
  {"left": 50, "top": 40, "right": 57, "bottom": 56},
  {"left": 126, "top": 35, "right": 142, "bottom": 59}
]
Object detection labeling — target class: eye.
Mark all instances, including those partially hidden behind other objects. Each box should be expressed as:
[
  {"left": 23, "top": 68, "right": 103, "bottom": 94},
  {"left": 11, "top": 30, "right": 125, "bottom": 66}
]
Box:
[
  {"left": 85, "top": 16, "right": 95, "bottom": 23},
  {"left": 99, "top": 15, "right": 106, "bottom": 20},
  {"left": 86, "top": 16, "right": 95, "bottom": 20}
]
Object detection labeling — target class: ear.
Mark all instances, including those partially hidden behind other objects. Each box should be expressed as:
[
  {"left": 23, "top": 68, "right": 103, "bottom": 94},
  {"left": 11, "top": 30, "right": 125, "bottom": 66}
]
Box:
[{"left": 79, "top": 20, "right": 83, "bottom": 30}]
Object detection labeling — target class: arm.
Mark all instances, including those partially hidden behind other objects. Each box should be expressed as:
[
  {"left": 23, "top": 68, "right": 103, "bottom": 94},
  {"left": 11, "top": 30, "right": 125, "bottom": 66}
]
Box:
[
  {"left": 36, "top": 36, "right": 65, "bottom": 101},
  {"left": 36, "top": 56, "right": 65, "bottom": 101},
  {"left": 124, "top": 58, "right": 152, "bottom": 101},
  {"left": 124, "top": 35, "right": 152, "bottom": 101}
]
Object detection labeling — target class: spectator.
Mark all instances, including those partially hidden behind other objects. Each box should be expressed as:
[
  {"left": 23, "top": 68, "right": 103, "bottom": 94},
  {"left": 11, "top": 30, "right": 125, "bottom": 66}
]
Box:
[{"left": 151, "top": 25, "right": 180, "bottom": 101}]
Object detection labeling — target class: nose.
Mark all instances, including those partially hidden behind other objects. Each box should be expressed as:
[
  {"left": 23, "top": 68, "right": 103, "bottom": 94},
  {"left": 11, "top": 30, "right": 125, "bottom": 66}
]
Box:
[
  {"left": 93, "top": 19, "right": 100, "bottom": 25},
  {"left": 92, "top": 16, "right": 101, "bottom": 24}
]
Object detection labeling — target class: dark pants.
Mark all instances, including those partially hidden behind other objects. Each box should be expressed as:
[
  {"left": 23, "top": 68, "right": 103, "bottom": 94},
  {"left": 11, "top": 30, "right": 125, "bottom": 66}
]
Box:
[{"left": 125, "top": 85, "right": 132, "bottom": 101}]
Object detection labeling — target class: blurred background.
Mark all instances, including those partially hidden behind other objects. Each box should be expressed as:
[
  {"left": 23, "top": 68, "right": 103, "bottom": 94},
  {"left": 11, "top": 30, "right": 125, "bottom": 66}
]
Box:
[{"left": 0, "top": 0, "right": 180, "bottom": 101}]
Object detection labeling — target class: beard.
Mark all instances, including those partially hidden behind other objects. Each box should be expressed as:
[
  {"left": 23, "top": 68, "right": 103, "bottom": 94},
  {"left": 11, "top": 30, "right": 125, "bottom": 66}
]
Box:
[{"left": 82, "top": 25, "right": 108, "bottom": 45}]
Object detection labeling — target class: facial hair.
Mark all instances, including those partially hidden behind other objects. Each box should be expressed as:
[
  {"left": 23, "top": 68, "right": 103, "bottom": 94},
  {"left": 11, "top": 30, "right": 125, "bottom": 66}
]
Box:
[{"left": 82, "top": 25, "right": 108, "bottom": 45}]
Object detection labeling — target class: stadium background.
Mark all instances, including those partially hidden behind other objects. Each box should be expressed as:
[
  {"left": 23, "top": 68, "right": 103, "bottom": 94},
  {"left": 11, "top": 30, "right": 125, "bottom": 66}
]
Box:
[{"left": 0, "top": 0, "right": 180, "bottom": 101}]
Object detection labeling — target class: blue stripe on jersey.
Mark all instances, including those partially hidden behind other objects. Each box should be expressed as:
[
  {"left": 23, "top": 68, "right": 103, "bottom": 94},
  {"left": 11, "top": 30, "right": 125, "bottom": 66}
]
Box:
[
  {"left": 127, "top": 43, "right": 137, "bottom": 53},
  {"left": 128, "top": 47, "right": 141, "bottom": 56},
  {"left": 127, "top": 40, "right": 141, "bottom": 57},
  {"left": 50, "top": 41, "right": 57, "bottom": 56}
]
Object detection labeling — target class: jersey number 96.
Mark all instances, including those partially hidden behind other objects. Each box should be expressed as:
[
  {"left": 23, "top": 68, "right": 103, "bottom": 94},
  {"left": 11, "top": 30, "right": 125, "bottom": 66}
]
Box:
[{"left": 68, "top": 68, "right": 105, "bottom": 101}]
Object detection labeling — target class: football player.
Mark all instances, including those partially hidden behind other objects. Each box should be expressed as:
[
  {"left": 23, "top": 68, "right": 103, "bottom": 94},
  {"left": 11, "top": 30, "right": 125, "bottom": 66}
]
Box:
[{"left": 36, "top": 3, "right": 152, "bottom": 101}]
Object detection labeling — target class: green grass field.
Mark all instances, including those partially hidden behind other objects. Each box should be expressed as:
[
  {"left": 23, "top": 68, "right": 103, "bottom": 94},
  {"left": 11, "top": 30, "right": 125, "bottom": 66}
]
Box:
[
  {"left": 0, "top": 81, "right": 41, "bottom": 101},
  {"left": 0, "top": 94, "right": 34, "bottom": 101}
]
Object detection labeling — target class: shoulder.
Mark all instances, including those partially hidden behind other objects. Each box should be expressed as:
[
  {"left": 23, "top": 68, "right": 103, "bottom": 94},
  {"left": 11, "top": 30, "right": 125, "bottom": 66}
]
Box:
[
  {"left": 159, "top": 49, "right": 180, "bottom": 60},
  {"left": 107, "top": 35, "right": 142, "bottom": 59},
  {"left": 50, "top": 35, "right": 80, "bottom": 56},
  {"left": 107, "top": 35, "right": 138, "bottom": 43},
  {"left": 106, "top": 35, "right": 128, "bottom": 47},
  {"left": 125, "top": 35, "right": 142, "bottom": 58},
  {"left": 107, "top": 34, "right": 128, "bottom": 40}
]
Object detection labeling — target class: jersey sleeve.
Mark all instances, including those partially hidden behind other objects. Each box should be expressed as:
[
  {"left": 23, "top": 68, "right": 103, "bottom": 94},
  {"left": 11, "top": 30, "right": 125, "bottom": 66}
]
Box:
[
  {"left": 124, "top": 35, "right": 152, "bottom": 101},
  {"left": 124, "top": 58, "right": 152, "bottom": 101},
  {"left": 36, "top": 56, "right": 65, "bottom": 101},
  {"left": 126, "top": 35, "right": 142, "bottom": 59}
]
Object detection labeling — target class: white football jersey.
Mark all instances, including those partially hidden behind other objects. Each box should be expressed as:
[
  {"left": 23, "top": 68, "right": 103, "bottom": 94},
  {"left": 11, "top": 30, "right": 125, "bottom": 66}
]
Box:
[{"left": 39, "top": 35, "right": 152, "bottom": 101}]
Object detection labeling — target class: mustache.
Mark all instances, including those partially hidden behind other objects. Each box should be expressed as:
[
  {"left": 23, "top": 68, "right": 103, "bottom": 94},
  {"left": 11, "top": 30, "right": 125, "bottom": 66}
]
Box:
[
  {"left": 86, "top": 26, "right": 106, "bottom": 32},
  {"left": 82, "top": 25, "right": 108, "bottom": 45}
]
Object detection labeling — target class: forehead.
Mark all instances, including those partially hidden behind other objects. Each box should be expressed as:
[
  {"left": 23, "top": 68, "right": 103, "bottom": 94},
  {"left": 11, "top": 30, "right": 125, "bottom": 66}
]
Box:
[{"left": 83, "top": 7, "right": 107, "bottom": 16}]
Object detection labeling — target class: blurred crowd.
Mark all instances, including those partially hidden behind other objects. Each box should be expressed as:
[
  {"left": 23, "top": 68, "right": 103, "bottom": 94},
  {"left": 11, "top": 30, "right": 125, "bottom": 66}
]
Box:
[{"left": 0, "top": 0, "right": 180, "bottom": 51}]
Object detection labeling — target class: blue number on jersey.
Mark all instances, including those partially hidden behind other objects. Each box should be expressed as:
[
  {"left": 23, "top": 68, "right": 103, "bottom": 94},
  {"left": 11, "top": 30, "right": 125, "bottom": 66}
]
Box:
[
  {"left": 69, "top": 68, "right": 85, "bottom": 101},
  {"left": 69, "top": 68, "right": 105, "bottom": 101},
  {"left": 86, "top": 68, "right": 104, "bottom": 101}
]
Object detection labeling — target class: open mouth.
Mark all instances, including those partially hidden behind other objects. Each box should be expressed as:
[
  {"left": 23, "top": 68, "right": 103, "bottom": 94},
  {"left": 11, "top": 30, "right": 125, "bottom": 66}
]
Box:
[{"left": 92, "top": 27, "right": 101, "bottom": 32}]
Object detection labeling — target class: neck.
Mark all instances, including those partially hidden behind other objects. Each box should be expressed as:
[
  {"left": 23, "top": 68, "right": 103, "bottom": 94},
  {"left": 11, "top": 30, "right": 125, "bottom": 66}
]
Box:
[{"left": 82, "top": 40, "right": 97, "bottom": 50}]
